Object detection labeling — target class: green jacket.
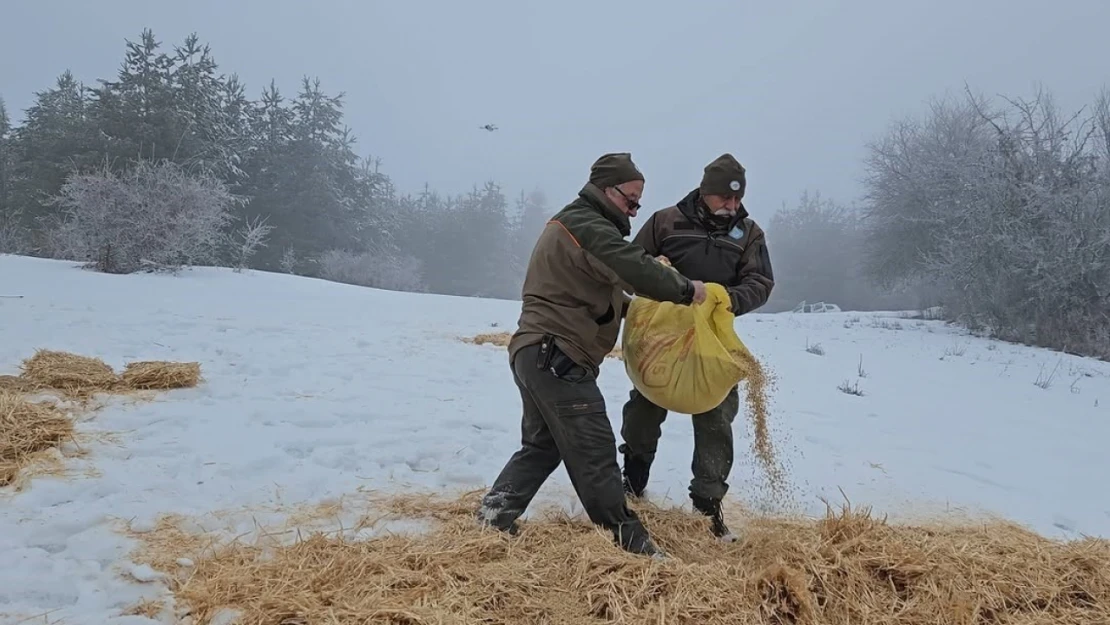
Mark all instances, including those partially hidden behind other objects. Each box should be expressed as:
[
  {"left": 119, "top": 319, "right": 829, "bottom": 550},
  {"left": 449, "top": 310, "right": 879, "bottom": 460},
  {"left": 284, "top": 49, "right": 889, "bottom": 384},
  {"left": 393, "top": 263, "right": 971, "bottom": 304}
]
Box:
[{"left": 509, "top": 182, "right": 695, "bottom": 373}]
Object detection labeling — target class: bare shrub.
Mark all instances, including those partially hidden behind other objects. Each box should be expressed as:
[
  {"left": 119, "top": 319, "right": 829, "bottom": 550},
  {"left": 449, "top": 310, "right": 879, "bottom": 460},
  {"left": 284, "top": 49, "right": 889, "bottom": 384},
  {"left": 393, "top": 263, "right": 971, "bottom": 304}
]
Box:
[
  {"left": 838, "top": 379, "right": 864, "bottom": 396},
  {"left": 279, "top": 248, "right": 299, "bottom": 274},
  {"left": 47, "top": 159, "right": 238, "bottom": 274},
  {"left": 318, "top": 247, "right": 426, "bottom": 293},
  {"left": 225, "top": 214, "right": 273, "bottom": 272}
]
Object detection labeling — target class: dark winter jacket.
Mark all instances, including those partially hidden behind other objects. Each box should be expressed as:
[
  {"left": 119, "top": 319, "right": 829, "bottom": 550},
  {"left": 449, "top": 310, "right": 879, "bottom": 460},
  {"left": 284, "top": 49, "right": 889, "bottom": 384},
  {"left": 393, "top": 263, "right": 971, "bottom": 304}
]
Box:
[
  {"left": 632, "top": 189, "right": 774, "bottom": 316},
  {"left": 509, "top": 182, "right": 695, "bottom": 374}
]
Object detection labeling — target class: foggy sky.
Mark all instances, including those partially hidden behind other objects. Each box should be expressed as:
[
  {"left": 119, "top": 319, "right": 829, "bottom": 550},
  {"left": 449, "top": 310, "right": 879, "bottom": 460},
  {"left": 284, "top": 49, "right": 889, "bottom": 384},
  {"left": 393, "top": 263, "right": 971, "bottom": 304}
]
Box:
[{"left": 3, "top": 0, "right": 1108, "bottom": 232}]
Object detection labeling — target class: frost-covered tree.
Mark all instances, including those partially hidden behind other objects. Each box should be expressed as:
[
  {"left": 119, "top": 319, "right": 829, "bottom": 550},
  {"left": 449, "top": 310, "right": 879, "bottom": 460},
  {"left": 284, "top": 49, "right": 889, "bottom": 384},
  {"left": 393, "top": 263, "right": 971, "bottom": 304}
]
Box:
[
  {"left": 861, "top": 86, "right": 1110, "bottom": 358},
  {"left": 48, "top": 159, "right": 237, "bottom": 274},
  {"left": 860, "top": 93, "right": 998, "bottom": 290}
]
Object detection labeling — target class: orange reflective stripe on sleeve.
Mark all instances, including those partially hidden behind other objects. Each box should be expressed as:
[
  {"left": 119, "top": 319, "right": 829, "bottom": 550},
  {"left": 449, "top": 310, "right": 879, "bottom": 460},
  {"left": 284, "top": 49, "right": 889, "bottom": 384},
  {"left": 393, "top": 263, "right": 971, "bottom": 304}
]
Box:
[{"left": 548, "top": 219, "right": 581, "bottom": 248}]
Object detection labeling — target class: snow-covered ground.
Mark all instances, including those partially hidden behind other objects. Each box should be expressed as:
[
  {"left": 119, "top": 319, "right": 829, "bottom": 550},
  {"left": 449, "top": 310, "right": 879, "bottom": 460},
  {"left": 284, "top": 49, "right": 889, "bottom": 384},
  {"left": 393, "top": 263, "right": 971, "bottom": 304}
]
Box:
[{"left": 2, "top": 253, "right": 1109, "bottom": 624}]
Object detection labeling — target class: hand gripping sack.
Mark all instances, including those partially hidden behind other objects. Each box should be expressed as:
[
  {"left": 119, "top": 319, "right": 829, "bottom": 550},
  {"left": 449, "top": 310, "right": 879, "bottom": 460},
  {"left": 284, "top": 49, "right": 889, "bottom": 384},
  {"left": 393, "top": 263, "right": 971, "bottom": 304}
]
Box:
[{"left": 621, "top": 282, "right": 754, "bottom": 415}]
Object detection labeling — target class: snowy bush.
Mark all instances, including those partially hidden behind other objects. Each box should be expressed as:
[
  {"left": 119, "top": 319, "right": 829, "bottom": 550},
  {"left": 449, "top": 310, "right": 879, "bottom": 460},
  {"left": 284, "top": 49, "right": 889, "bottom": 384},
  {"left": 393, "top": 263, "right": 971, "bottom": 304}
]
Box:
[
  {"left": 318, "top": 247, "right": 427, "bottom": 293},
  {"left": 862, "top": 87, "right": 1110, "bottom": 359},
  {"left": 47, "top": 159, "right": 237, "bottom": 274}
]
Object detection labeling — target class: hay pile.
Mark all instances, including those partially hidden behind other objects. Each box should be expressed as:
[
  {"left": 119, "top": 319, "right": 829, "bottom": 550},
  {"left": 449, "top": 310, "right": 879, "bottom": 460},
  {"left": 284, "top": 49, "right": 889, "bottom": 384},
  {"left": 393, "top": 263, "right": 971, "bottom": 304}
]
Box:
[
  {"left": 121, "top": 360, "right": 202, "bottom": 390},
  {"left": 15, "top": 349, "right": 202, "bottom": 396},
  {"left": 0, "top": 390, "right": 73, "bottom": 486},
  {"left": 1, "top": 349, "right": 202, "bottom": 487},
  {"left": 135, "top": 490, "right": 1110, "bottom": 625},
  {"left": 20, "top": 349, "right": 120, "bottom": 396}
]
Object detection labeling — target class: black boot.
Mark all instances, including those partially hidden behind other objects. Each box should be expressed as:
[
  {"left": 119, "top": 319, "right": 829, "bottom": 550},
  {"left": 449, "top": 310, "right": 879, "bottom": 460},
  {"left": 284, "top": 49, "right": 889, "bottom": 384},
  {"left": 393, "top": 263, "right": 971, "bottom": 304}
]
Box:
[
  {"left": 619, "top": 444, "right": 650, "bottom": 498},
  {"left": 614, "top": 519, "right": 667, "bottom": 560},
  {"left": 691, "top": 495, "right": 736, "bottom": 542},
  {"left": 475, "top": 493, "right": 521, "bottom": 536}
]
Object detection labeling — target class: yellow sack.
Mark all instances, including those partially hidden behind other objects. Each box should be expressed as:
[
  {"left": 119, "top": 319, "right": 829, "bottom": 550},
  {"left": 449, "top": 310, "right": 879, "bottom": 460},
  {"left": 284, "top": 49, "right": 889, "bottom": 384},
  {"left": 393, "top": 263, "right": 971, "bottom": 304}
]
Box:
[{"left": 621, "top": 282, "right": 755, "bottom": 415}]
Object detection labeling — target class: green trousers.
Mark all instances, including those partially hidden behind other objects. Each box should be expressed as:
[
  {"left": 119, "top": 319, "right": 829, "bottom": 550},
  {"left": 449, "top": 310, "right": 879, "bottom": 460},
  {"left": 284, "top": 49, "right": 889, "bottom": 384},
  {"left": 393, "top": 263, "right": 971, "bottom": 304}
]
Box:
[{"left": 620, "top": 385, "right": 740, "bottom": 501}]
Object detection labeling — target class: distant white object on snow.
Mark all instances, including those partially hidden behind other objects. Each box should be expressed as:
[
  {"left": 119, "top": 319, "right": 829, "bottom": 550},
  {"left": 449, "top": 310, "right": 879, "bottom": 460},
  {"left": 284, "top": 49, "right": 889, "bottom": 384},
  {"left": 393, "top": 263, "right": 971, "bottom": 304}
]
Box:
[{"left": 792, "top": 300, "right": 842, "bottom": 313}]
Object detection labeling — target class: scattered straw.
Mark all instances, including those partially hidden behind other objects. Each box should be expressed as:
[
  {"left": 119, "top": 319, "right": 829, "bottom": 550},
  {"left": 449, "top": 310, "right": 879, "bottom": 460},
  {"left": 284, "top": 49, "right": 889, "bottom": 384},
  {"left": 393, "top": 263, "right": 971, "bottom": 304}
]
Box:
[
  {"left": 121, "top": 361, "right": 201, "bottom": 390},
  {"left": 19, "top": 349, "right": 119, "bottom": 397},
  {"left": 462, "top": 332, "right": 513, "bottom": 348},
  {"left": 122, "top": 598, "right": 165, "bottom": 619},
  {"left": 134, "top": 490, "right": 1110, "bottom": 625},
  {"left": 0, "top": 390, "right": 74, "bottom": 486},
  {"left": 1, "top": 349, "right": 202, "bottom": 488}
]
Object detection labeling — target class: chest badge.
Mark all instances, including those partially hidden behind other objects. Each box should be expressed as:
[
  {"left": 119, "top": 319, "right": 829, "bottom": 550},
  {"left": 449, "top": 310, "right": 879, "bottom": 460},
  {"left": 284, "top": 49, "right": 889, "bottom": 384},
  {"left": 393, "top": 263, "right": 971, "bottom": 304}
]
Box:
[{"left": 729, "top": 226, "right": 744, "bottom": 239}]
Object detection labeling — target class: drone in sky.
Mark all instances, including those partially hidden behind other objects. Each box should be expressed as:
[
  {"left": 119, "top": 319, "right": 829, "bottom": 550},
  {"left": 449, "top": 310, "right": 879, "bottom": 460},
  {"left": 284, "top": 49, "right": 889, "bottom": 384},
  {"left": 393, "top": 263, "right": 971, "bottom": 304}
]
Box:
[{"left": 479, "top": 124, "right": 498, "bottom": 132}]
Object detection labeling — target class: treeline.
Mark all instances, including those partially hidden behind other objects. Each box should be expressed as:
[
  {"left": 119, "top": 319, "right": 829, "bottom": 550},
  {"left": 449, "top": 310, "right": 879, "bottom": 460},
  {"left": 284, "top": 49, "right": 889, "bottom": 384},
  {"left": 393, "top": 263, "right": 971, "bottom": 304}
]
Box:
[
  {"left": 2, "top": 29, "right": 1108, "bottom": 359},
  {"left": 0, "top": 29, "right": 549, "bottom": 300},
  {"left": 764, "top": 86, "right": 1110, "bottom": 359}
]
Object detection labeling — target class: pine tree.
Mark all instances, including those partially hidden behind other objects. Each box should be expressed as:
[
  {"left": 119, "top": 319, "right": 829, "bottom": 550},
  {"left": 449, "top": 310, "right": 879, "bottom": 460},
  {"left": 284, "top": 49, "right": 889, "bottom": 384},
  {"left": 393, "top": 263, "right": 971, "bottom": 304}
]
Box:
[
  {"left": 88, "top": 29, "right": 179, "bottom": 164},
  {"left": 0, "top": 97, "right": 10, "bottom": 215},
  {"left": 8, "top": 70, "right": 102, "bottom": 237},
  {"left": 0, "top": 97, "right": 18, "bottom": 253}
]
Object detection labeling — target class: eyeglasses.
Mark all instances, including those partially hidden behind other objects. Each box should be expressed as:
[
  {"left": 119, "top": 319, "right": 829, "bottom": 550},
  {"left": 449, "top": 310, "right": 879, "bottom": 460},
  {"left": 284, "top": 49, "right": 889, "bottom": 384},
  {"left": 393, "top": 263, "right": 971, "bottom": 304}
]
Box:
[{"left": 612, "top": 186, "right": 641, "bottom": 211}]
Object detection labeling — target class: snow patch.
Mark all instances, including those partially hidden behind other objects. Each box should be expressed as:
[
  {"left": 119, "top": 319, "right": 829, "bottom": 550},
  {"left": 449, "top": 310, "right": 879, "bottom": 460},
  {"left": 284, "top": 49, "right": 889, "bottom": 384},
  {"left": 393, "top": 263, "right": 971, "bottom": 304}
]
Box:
[{"left": 0, "top": 255, "right": 1108, "bottom": 623}]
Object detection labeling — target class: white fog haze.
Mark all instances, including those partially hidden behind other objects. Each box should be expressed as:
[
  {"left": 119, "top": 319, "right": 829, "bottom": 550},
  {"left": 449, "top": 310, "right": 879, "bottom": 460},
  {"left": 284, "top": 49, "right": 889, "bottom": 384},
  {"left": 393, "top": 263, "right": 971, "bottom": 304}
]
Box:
[
  {"left": 6, "top": 2, "right": 1110, "bottom": 622},
  {"left": 3, "top": 0, "right": 1110, "bottom": 327},
  {"left": 5, "top": 0, "right": 1107, "bottom": 209}
]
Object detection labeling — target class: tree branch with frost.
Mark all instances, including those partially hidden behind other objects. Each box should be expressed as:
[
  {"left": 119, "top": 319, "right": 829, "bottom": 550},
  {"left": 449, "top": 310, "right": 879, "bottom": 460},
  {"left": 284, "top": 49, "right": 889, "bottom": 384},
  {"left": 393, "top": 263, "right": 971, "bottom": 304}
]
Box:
[{"left": 225, "top": 214, "right": 274, "bottom": 272}]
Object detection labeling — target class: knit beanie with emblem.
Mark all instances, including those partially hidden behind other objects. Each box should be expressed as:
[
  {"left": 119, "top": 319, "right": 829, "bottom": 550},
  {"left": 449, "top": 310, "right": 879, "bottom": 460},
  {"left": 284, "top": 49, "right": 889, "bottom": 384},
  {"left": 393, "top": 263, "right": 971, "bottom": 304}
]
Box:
[
  {"left": 588, "top": 152, "right": 645, "bottom": 188},
  {"left": 700, "top": 153, "right": 746, "bottom": 198}
]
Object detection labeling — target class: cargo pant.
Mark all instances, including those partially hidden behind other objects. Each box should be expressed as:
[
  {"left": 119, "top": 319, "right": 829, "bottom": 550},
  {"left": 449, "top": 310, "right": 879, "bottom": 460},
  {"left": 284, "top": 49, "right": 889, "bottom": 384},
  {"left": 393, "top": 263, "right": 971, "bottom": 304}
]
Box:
[
  {"left": 478, "top": 340, "right": 655, "bottom": 553},
  {"left": 620, "top": 385, "right": 740, "bottom": 501}
]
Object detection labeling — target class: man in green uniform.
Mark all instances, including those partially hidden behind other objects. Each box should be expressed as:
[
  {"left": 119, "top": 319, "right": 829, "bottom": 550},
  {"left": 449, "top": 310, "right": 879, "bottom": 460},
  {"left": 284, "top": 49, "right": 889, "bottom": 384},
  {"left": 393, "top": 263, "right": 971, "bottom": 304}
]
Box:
[
  {"left": 618, "top": 153, "right": 775, "bottom": 542},
  {"left": 477, "top": 152, "right": 707, "bottom": 558}
]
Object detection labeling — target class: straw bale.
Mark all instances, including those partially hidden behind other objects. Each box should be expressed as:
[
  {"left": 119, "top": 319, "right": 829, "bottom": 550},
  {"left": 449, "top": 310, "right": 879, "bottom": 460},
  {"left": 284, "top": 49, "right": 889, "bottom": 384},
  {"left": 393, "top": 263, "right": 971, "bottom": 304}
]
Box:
[
  {"left": 0, "top": 390, "right": 74, "bottom": 486},
  {"left": 121, "top": 360, "right": 201, "bottom": 390},
  {"left": 19, "top": 349, "right": 119, "bottom": 396},
  {"left": 135, "top": 490, "right": 1110, "bottom": 625}
]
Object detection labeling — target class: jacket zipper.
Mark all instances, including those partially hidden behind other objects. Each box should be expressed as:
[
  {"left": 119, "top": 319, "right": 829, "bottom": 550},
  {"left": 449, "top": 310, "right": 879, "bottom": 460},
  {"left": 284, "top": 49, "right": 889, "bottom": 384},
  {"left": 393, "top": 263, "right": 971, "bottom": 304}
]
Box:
[{"left": 660, "top": 232, "right": 744, "bottom": 253}]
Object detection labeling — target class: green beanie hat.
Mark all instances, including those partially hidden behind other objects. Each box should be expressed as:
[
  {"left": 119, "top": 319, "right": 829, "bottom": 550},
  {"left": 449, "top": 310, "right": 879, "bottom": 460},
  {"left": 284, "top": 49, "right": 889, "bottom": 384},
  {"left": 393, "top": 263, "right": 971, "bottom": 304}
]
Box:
[
  {"left": 700, "top": 153, "right": 746, "bottom": 198},
  {"left": 588, "top": 152, "right": 644, "bottom": 188}
]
